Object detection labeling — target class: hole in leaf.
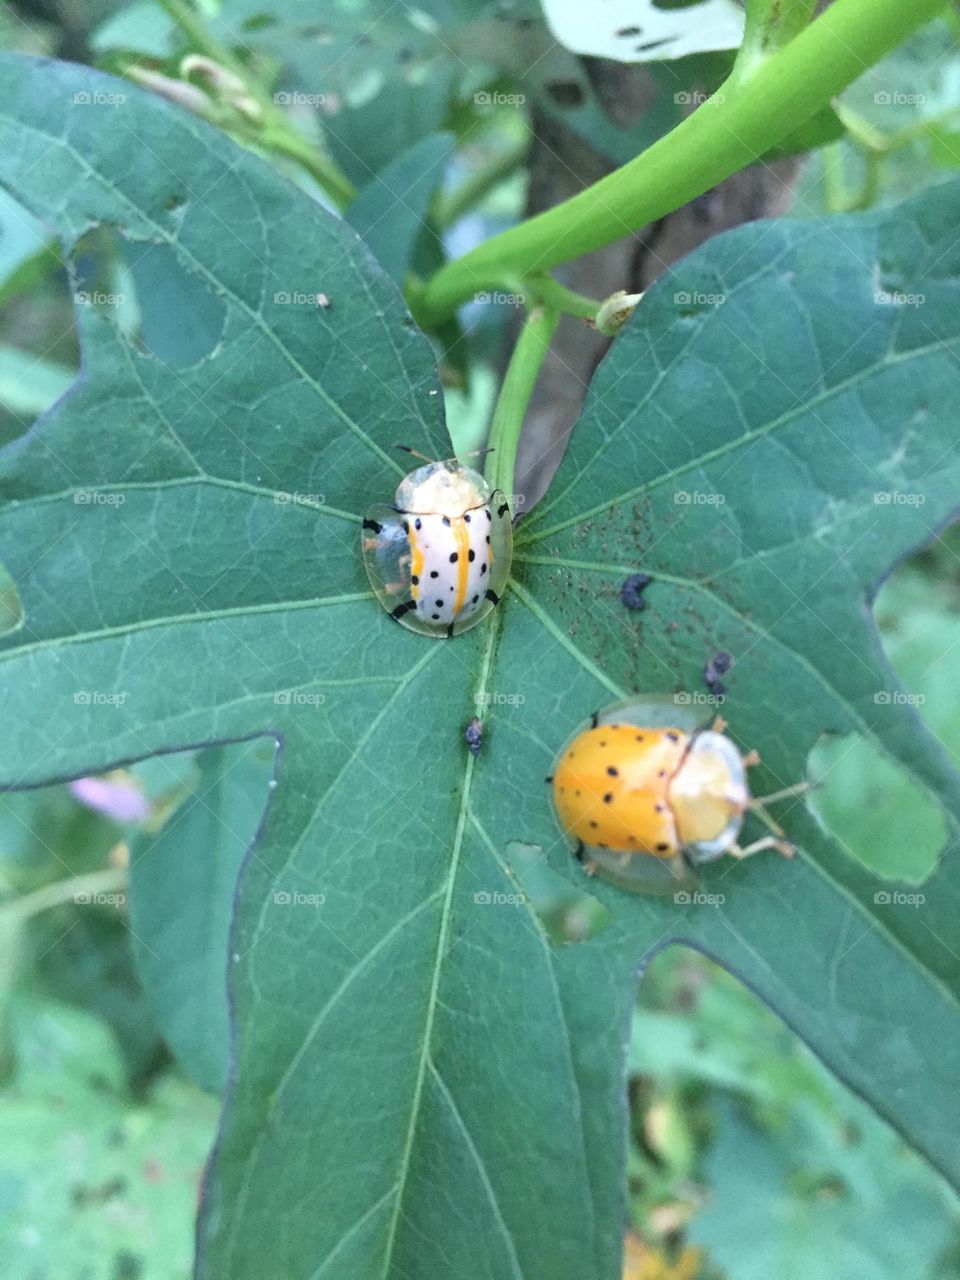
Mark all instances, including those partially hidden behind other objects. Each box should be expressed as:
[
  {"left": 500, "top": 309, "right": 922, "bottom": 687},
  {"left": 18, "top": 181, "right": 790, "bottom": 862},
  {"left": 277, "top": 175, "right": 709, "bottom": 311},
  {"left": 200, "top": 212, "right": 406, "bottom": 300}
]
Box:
[
  {"left": 118, "top": 240, "right": 226, "bottom": 367},
  {"left": 806, "top": 733, "right": 946, "bottom": 884},
  {"left": 504, "top": 840, "right": 611, "bottom": 942}
]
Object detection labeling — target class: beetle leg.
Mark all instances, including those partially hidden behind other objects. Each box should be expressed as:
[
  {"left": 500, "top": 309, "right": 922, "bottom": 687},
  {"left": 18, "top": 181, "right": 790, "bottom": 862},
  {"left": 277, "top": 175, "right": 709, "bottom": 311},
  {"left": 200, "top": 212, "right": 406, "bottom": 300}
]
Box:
[
  {"left": 711, "top": 714, "right": 728, "bottom": 733},
  {"left": 741, "top": 748, "right": 761, "bottom": 767},
  {"left": 730, "top": 836, "right": 794, "bottom": 860}
]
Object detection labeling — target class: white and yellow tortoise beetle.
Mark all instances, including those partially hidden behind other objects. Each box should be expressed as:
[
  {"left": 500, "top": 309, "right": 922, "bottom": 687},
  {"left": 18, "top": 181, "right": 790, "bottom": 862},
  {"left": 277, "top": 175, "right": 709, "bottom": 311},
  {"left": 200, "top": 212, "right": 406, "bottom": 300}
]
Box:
[{"left": 361, "top": 450, "right": 512, "bottom": 638}]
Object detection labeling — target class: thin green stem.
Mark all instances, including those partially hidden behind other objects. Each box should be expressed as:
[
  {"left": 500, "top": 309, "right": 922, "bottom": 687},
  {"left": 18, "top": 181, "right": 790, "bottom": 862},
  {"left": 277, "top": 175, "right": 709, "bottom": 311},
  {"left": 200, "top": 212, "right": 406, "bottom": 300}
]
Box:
[
  {"left": 525, "top": 275, "right": 600, "bottom": 321},
  {"left": 2, "top": 866, "right": 128, "bottom": 924},
  {"left": 155, "top": 0, "right": 355, "bottom": 207},
  {"left": 433, "top": 139, "right": 528, "bottom": 230},
  {"left": 420, "top": 0, "right": 946, "bottom": 325},
  {"left": 485, "top": 305, "right": 560, "bottom": 503}
]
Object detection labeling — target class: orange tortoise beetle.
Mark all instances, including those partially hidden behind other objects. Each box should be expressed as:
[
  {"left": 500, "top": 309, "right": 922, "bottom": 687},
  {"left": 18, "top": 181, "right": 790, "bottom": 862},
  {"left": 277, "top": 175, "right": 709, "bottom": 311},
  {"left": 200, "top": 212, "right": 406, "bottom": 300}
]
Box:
[{"left": 547, "top": 696, "right": 806, "bottom": 893}]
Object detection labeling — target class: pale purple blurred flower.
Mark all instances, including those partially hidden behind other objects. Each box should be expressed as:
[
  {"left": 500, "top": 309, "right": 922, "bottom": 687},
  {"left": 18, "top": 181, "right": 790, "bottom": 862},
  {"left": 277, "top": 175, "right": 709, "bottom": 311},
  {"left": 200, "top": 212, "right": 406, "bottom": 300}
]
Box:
[{"left": 69, "top": 775, "right": 151, "bottom": 824}]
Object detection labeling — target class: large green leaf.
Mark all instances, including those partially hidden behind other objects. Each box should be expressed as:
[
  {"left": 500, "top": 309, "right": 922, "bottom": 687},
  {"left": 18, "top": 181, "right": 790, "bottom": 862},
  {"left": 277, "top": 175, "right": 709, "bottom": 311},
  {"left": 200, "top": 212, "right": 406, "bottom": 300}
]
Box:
[{"left": 1, "top": 53, "right": 960, "bottom": 1280}]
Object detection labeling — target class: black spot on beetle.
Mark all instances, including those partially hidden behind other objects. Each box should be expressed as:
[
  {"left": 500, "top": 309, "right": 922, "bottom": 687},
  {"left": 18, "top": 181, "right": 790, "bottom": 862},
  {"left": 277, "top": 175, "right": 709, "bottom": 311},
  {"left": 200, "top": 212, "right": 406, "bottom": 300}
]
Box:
[
  {"left": 464, "top": 513, "right": 471, "bottom": 523},
  {"left": 402, "top": 520, "right": 409, "bottom": 534},
  {"left": 362, "top": 518, "right": 383, "bottom": 533},
  {"left": 480, "top": 564, "right": 487, "bottom": 575},
  {"left": 411, "top": 575, "right": 419, "bottom": 586},
  {"left": 655, "top": 842, "right": 670, "bottom": 852},
  {"left": 621, "top": 572, "right": 652, "bottom": 610},
  {"left": 603, "top": 793, "right": 613, "bottom": 804},
  {"left": 430, "top": 570, "right": 439, "bottom": 578},
  {"left": 544, "top": 774, "right": 554, "bottom": 783},
  {"left": 414, "top": 517, "right": 422, "bottom": 530},
  {"left": 442, "top": 515, "right": 451, "bottom": 527},
  {"left": 435, "top": 599, "right": 444, "bottom": 608},
  {"left": 607, "top": 766, "right": 619, "bottom": 777},
  {"left": 472, "top": 594, "right": 479, "bottom": 604},
  {"left": 468, "top": 549, "right": 476, "bottom": 562},
  {"left": 666, "top": 732, "right": 680, "bottom": 742},
  {"left": 497, "top": 501, "right": 509, "bottom": 517},
  {"left": 450, "top": 552, "right": 459, "bottom": 563},
  {"left": 431, "top": 613, "right": 440, "bottom": 620},
  {"left": 589, "top": 820, "right": 599, "bottom": 829}
]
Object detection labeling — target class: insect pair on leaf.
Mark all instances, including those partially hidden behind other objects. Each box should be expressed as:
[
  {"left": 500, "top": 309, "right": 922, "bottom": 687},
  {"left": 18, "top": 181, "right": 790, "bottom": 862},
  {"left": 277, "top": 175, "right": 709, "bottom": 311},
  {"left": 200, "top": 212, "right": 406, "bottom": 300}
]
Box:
[{"left": 362, "top": 453, "right": 806, "bottom": 892}]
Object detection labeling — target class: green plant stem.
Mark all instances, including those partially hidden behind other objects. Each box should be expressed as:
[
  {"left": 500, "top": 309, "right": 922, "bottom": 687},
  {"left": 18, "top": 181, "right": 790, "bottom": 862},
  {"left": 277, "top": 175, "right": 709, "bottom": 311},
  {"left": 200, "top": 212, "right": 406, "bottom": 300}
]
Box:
[
  {"left": 433, "top": 139, "right": 528, "bottom": 229},
  {"left": 485, "top": 306, "right": 560, "bottom": 502},
  {"left": 420, "top": 0, "right": 946, "bottom": 325},
  {"left": 525, "top": 275, "right": 600, "bottom": 321},
  {"left": 155, "top": 0, "right": 355, "bottom": 207},
  {"left": 1, "top": 866, "right": 128, "bottom": 924}
]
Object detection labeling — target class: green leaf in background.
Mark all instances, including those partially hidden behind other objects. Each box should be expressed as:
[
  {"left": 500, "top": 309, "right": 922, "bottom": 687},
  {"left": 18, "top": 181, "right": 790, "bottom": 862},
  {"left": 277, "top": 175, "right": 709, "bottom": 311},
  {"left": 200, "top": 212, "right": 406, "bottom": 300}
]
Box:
[
  {"left": 129, "top": 741, "right": 275, "bottom": 1094},
  {"left": 0, "top": 997, "right": 218, "bottom": 1280},
  {"left": 2, "top": 51, "right": 960, "bottom": 1280},
  {"left": 0, "top": 342, "right": 73, "bottom": 418},
  {"left": 347, "top": 133, "right": 453, "bottom": 284}
]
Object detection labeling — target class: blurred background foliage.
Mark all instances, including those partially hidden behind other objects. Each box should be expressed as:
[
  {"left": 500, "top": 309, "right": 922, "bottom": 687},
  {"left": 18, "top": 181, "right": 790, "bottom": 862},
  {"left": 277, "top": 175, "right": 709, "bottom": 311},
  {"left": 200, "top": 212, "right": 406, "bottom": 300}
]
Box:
[{"left": 1, "top": 0, "right": 959, "bottom": 1276}]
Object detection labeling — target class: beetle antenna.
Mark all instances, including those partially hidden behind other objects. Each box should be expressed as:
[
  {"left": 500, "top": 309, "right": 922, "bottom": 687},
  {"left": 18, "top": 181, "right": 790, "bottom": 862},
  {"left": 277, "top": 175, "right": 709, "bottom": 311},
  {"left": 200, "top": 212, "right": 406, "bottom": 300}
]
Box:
[
  {"left": 392, "top": 444, "right": 434, "bottom": 461},
  {"left": 459, "top": 447, "right": 495, "bottom": 460}
]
